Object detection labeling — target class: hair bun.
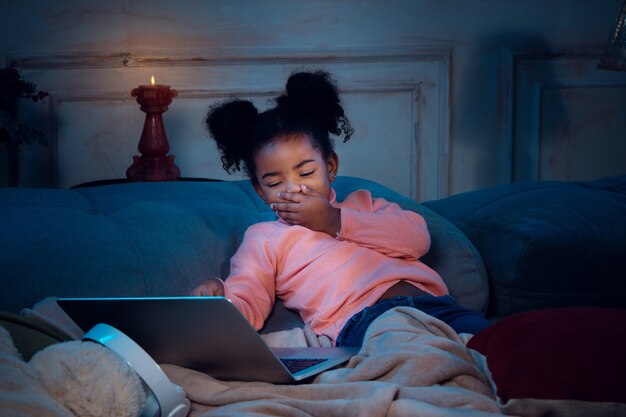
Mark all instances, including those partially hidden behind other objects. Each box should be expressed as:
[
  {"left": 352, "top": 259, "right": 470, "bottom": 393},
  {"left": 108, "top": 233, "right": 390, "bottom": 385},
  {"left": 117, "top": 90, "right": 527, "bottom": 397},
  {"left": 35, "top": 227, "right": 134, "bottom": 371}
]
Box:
[
  {"left": 205, "top": 99, "right": 258, "bottom": 173},
  {"left": 285, "top": 71, "right": 340, "bottom": 106},
  {"left": 277, "top": 71, "right": 352, "bottom": 141}
]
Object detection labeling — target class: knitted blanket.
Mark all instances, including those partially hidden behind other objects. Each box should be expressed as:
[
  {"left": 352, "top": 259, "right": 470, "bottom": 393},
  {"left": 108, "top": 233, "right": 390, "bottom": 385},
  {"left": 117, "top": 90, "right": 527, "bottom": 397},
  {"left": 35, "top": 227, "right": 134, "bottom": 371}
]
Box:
[{"left": 162, "top": 307, "right": 504, "bottom": 417}]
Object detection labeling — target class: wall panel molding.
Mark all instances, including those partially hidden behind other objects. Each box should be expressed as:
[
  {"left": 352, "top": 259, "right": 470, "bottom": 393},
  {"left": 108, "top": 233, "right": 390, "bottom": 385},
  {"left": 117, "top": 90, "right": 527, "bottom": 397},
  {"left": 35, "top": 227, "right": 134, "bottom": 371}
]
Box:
[
  {"left": 500, "top": 51, "right": 626, "bottom": 182},
  {"left": 8, "top": 46, "right": 452, "bottom": 68}
]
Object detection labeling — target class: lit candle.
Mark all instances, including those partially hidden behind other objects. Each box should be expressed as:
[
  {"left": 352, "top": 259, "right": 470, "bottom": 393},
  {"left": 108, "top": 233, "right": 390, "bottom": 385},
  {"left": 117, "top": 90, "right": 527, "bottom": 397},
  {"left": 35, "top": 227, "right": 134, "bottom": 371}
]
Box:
[
  {"left": 131, "top": 75, "right": 178, "bottom": 110},
  {"left": 126, "top": 76, "right": 180, "bottom": 181}
]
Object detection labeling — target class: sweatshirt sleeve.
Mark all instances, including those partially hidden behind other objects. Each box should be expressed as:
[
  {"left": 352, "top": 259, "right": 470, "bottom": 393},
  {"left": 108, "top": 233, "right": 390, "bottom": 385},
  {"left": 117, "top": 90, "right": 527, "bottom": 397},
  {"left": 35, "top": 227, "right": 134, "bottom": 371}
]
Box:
[
  {"left": 223, "top": 224, "right": 277, "bottom": 331},
  {"left": 337, "top": 189, "right": 431, "bottom": 260}
]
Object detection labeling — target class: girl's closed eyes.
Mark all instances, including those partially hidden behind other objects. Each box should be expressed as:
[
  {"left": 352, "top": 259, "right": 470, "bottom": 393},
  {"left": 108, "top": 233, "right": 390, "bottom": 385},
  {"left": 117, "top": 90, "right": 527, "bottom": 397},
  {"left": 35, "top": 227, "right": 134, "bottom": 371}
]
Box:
[{"left": 267, "top": 169, "right": 315, "bottom": 188}]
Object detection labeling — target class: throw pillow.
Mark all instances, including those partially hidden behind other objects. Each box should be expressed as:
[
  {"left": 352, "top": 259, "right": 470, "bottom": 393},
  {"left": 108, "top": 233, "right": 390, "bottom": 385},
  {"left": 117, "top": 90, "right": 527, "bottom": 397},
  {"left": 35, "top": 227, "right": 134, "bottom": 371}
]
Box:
[{"left": 467, "top": 307, "right": 626, "bottom": 415}]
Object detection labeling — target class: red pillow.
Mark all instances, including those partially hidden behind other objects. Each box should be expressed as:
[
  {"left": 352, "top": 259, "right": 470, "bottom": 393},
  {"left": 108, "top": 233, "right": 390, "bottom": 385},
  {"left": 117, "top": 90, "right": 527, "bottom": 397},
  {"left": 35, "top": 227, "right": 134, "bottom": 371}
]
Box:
[{"left": 467, "top": 307, "right": 626, "bottom": 404}]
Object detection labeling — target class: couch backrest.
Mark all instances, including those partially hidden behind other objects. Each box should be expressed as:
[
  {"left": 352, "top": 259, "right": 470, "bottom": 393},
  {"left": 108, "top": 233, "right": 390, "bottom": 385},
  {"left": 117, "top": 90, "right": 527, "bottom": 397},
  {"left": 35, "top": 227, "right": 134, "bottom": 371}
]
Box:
[{"left": 0, "top": 177, "right": 488, "bottom": 331}]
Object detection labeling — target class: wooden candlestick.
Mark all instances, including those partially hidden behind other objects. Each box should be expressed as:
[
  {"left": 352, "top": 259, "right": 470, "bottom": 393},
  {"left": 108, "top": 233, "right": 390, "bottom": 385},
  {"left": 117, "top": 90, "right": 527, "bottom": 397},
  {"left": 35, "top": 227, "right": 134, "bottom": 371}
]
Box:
[{"left": 126, "top": 81, "right": 180, "bottom": 181}]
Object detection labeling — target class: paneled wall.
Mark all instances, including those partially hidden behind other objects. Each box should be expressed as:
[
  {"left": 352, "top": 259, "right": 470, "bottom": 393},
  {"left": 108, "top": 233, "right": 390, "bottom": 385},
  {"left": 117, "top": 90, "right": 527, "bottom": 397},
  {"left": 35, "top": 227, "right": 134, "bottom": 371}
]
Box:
[
  {"left": 9, "top": 48, "right": 450, "bottom": 201},
  {"left": 1, "top": 1, "right": 625, "bottom": 200}
]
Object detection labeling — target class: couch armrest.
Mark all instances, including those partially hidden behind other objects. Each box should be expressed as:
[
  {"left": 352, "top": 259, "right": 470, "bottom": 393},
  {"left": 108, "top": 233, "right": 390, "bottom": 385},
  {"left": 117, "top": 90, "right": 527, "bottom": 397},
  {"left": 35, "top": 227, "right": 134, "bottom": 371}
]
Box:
[{"left": 424, "top": 175, "right": 626, "bottom": 318}]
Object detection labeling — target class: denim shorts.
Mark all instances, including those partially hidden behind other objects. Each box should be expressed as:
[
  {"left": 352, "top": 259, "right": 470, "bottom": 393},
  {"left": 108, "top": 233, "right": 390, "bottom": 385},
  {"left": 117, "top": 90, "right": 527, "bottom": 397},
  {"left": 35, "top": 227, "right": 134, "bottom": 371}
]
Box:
[{"left": 335, "top": 294, "right": 491, "bottom": 347}]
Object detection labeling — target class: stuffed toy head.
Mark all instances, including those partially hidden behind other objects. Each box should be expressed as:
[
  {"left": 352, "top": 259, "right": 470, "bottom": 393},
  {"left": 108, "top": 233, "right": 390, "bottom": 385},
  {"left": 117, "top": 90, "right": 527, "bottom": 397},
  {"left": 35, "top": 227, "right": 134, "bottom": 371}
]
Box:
[{"left": 0, "top": 324, "right": 147, "bottom": 417}]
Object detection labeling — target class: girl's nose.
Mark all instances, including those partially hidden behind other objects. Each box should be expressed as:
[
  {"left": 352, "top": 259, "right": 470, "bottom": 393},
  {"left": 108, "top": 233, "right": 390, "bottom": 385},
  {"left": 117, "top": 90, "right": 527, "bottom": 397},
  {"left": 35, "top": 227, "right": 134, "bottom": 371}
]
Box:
[{"left": 286, "top": 182, "right": 302, "bottom": 193}]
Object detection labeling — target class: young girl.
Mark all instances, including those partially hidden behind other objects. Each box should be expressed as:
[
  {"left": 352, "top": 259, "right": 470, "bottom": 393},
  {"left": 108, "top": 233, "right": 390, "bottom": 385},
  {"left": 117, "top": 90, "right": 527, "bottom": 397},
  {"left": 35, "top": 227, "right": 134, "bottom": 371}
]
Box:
[{"left": 191, "top": 70, "right": 490, "bottom": 346}]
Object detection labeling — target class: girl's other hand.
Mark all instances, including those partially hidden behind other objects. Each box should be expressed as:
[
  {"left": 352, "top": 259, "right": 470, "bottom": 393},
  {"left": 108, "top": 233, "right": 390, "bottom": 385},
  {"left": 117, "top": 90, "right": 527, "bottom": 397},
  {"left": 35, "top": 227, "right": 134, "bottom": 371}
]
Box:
[{"left": 190, "top": 277, "right": 225, "bottom": 297}]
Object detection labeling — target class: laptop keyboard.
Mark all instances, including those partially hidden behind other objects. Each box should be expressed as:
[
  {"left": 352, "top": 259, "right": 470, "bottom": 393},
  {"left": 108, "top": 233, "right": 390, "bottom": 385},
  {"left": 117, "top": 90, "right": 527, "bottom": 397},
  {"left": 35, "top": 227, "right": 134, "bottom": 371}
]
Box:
[{"left": 280, "top": 358, "right": 328, "bottom": 374}]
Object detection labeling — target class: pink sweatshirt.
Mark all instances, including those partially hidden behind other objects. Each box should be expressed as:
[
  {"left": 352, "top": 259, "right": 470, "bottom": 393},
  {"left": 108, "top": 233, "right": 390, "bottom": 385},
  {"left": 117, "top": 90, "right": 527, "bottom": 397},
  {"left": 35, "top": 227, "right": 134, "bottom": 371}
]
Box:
[{"left": 224, "top": 188, "right": 448, "bottom": 343}]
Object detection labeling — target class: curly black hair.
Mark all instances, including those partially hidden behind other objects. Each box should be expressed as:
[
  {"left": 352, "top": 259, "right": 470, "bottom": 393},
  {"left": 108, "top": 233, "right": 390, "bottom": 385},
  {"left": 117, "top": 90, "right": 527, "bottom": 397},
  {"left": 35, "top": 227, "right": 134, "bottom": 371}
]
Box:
[{"left": 205, "top": 70, "right": 353, "bottom": 183}]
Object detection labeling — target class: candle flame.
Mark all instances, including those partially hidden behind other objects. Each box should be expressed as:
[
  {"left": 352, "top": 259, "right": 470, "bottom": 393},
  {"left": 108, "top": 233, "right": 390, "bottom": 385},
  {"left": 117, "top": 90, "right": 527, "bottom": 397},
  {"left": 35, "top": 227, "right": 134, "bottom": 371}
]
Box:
[{"left": 150, "top": 75, "right": 155, "bottom": 86}]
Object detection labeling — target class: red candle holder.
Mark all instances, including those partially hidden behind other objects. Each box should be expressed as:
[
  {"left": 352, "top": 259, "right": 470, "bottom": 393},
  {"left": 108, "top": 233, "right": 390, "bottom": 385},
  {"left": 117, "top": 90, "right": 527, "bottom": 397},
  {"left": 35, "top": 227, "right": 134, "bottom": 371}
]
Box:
[{"left": 126, "top": 80, "right": 181, "bottom": 181}]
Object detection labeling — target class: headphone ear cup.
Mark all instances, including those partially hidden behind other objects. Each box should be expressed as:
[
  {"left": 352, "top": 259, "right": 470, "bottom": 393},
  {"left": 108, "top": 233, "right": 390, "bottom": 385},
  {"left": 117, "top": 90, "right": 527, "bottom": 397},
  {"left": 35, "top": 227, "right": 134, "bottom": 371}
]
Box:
[{"left": 83, "top": 324, "right": 190, "bottom": 417}]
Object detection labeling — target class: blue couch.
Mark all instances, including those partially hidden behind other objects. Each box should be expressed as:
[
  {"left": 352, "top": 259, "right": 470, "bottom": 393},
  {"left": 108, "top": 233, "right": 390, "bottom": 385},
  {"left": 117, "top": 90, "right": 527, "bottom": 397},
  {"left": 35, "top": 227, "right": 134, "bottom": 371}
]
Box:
[{"left": 1, "top": 175, "right": 624, "bottom": 331}]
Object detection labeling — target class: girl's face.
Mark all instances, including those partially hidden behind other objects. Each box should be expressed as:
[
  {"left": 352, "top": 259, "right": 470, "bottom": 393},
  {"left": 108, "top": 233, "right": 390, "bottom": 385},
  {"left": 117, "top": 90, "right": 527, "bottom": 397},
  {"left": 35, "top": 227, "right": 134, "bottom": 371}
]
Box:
[{"left": 253, "top": 133, "right": 338, "bottom": 204}]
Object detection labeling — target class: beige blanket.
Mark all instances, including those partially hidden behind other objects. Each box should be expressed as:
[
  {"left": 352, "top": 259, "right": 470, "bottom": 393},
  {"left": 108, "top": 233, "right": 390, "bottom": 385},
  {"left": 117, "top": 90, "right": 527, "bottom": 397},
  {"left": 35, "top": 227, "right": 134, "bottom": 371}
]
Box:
[{"left": 163, "top": 307, "right": 505, "bottom": 417}]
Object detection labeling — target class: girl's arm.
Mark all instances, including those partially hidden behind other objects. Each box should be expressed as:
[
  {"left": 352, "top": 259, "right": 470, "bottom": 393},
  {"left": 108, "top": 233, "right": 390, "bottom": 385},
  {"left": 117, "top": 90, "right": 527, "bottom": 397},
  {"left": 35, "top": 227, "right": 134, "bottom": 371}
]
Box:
[
  {"left": 338, "top": 189, "right": 431, "bottom": 261},
  {"left": 220, "top": 225, "right": 278, "bottom": 331}
]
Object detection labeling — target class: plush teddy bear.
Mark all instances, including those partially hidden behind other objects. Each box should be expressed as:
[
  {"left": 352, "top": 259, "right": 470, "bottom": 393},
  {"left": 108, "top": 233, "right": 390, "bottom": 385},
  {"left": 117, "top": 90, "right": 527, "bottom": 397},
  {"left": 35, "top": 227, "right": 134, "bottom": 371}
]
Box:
[{"left": 0, "top": 324, "right": 147, "bottom": 417}]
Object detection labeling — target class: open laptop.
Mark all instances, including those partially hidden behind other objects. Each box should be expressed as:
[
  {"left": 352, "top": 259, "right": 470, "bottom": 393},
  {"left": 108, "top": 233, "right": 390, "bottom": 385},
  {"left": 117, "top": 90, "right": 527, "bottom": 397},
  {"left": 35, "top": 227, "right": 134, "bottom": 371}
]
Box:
[{"left": 57, "top": 296, "right": 357, "bottom": 384}]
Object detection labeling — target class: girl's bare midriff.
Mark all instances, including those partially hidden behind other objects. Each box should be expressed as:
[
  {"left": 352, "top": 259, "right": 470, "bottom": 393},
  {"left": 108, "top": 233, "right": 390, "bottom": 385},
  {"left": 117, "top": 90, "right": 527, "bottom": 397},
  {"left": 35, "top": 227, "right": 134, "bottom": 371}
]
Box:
[{"left": 378, "top": 280, "right": 426, "bottom": 301}]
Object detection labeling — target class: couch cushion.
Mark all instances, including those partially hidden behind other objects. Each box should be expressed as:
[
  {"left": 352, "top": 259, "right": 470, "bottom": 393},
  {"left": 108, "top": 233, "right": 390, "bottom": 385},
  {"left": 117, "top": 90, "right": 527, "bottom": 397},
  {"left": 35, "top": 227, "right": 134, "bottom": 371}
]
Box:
[
  {"left": 423, "top": 175, "right": 626, "bottom": 318},
  {"left": 0, "top": 182, "right": 265, "bottom": 314},
  {"left": 0, "top": 204, "right": 147, "bottom": 312}
]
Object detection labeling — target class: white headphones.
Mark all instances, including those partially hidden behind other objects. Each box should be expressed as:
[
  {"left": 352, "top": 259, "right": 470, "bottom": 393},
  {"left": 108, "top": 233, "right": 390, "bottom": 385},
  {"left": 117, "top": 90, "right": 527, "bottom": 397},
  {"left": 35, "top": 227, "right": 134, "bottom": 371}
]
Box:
[{"left": 83, "top": 323, "right": 190, "bottom": 417}]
